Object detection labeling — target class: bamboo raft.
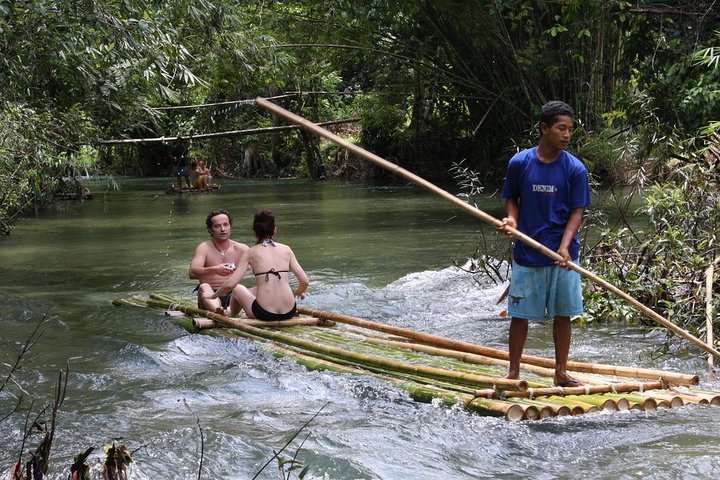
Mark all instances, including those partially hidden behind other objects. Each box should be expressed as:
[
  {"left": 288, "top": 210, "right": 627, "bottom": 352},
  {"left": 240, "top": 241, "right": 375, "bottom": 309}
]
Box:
[
  {"left": 165, "top": 184, "right": 220, "bottom": 194},
  {"left": 113, "top": 293, "right": 720, "bottom": 421}
]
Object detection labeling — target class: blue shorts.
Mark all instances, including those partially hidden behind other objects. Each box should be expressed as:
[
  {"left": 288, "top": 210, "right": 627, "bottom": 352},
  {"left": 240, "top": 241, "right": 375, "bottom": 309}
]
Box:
[{"left": 507, "top": 261, "right": 583, "bottom": 321}]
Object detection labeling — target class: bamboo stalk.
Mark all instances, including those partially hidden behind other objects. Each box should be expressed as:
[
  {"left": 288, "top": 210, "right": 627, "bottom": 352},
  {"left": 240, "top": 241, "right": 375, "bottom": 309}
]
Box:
[
  {"left": 621, "top": 394, "right": 657, "bottom": 411},
  {"left": 686, "top": 389, "right": 720, "bottom": 405},
  {"left": 192, "top": 316, "right": 331, "bottom": 328},
  {"left": 706, "top": 262, "right": 715, "bottom": 369},
  {"left": 320, "top": 333, "right": 526, "bottom": 383},
  {"left": 360, "top": 335, "right": 607, "bottom": 386},
  {"left": 668, "top": 387, "right": 717, "bottom": 405},
  {"left": 511, "top": 399, "right": 555, "bottom": 419},
  {"left": 529, "top": 399, "right": 572, "bottom": 416},
  {"left": 569, "top": 394, "right": 618, "bottom": 411},
  {"left": 184, "top": 317, "right": 529, "bottom": 420},
  {"left": 257, "top": 336, "right": 528, "bottom": 420},
  {"left": 543, "top": 396, "right": 599, "bottom": 414},
  {"left": 296, "top": 306, "right": 698, "bottom": 386},
  {"left": 501, "top": 381, "right": 664, "bottom": 398},
  {"left": 255, "top": 97, "right": 720, "bottom": 361},
  {"left": 600, "top": 394, "right": 631, "bottom": 411},
  {"left": 150, "top": 296, "right": 529, "bottom": 391},
  {"left": 636, "top": 391, "right": 684, "bottom": 408},
  {"left": 294, "top": 329, "right": 534, "bottom": 387}
]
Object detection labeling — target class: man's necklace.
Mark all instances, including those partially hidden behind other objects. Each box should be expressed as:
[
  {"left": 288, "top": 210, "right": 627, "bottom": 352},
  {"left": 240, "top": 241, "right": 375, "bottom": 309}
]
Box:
[{"left": 212, "top": 240, "right": 229, "bottom": 256}]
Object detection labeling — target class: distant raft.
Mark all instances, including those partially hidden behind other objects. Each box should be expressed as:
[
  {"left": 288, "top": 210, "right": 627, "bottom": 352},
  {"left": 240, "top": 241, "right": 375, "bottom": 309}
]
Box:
[
  {"left": 113, "top": 293, "right": 720, "bottom": 422},
  {"left": 165, "top": 184, "right": 220, "bottom": 194}
]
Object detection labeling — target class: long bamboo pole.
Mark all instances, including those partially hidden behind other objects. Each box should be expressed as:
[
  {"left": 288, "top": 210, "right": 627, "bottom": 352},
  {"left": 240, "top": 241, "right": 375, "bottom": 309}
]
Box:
[
  {"left": 183, "top": 316, "right": 529, "bottom": 421},
  {"left": 148, "top": 295, "right": 528, "bottom": 392},
  {"left": 706, "top": 262, "right": 715, "bottom": 369},
  {"left": 297, "top": 306, "right": 698, "bottom": 386},
  {"left": 255, "top": 97, "right": 720, "bottom": 361}
]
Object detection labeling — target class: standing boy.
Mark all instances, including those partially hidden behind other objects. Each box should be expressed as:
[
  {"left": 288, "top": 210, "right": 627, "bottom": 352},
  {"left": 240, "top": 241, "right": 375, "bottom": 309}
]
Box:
[{"left": 498, "top": 101, "right": 590, "bottom": 387}]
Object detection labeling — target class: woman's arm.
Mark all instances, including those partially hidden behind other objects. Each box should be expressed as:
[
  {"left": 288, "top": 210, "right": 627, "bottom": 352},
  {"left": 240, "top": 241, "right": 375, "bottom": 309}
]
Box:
[
  {"left": 288, "top": 249, "right": 309, "bottom": 299},
  {"left": 209, "top": 250, "right": 250, "bottom": 298}
]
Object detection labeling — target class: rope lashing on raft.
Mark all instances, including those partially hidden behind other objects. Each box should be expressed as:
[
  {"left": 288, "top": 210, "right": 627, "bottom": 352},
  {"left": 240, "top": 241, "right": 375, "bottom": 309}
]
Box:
[
  {"left": 528, "top": 388, "right": 535, "bottom": 400},
  {"left": 610, "top": 384, "right": 617, "bottom": 394}
]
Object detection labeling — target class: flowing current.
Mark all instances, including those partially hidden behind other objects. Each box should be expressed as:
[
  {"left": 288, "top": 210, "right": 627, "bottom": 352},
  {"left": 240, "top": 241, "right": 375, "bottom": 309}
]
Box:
[{"left": 1, "top": 178, "right": 719, "bottom": 479}]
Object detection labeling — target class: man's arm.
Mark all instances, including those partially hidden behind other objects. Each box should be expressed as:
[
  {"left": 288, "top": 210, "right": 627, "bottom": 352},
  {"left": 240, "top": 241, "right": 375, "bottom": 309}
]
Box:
[
  {"left": 497, "top": 198, "right": 520, "bottom": 235},
  {"left": 189, "top": 243, "right": 216, "bottom": 280},
  {"left": 557, "top": 207, "right": 584, "bottom": 263}
]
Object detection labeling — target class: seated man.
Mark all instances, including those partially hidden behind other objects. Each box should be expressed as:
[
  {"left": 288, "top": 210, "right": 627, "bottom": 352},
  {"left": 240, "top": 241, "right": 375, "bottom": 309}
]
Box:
[{"left": 189, "top": 209, "right": 249, "bottom": 315}]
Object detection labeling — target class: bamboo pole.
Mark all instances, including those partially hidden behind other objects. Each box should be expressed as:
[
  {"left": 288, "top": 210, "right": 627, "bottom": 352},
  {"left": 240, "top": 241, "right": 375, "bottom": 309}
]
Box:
[
  {"left": 360, "top": 335, "right": 618, "bottom": 386},
  {"left": 636, "top": 391, "right": 683, "bottom": 408},
  {"left": 298, "top": 306, "right": 697, "bottom": 386},
  {"left": 500, "top": 381, "right": 664, "bottom": 399},
  {"left": 600, "top": 394, "right": 631, "bottom": 410},
  {"left": 214, "top": 324, "right": 528, "bottom": 420},
  {"left": 620, "top": 394, "right": 657, "bottom": 411},
  {"left": 706, "top": 262, "right": 715, "bottom": 369},
  {"left": 569, "top": 394, "right": 618, "bottom": 411},
  {"left": 543, "top": 396, "right": 599, "bottom": 414},
  {"left": 191, "top": 316, "right": 331, "bottom": 329},
  {"left": 255, "top": 97, "right": 720, "bottom": 361},
  {"left": 149, "top": 295, "right": 528, "bottom": 391},
  {"left": 98, "top": 118, "right": 359, "bottom": 144}
]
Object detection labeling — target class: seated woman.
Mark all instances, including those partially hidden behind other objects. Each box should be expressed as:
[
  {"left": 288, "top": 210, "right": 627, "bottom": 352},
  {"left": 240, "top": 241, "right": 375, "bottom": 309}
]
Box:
[
  {"left": 207, "top": 209, "right": 309, "bottom": 320},
  {"left": 197, "top": 160, "right": 213, "bottom": 188},
  {"left": 188, "top": 161, "right": 205, "bottom": 189}
]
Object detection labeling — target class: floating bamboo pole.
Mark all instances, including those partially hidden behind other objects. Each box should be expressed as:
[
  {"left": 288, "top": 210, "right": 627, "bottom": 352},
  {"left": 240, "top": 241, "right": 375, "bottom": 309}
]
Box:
[
  {"left": 600, "top": 394, "right": 631, "bottom": 411},
  {"left": 127, "top": 296, "right": 720, "bottom": 421},
  {"left": 173, "top": 315, "right": 529, "bottom": 421},
  {"left": 687, "top": 389, "right": 720, "bottom": 405},
  {"left": 359, "top": 335, "right": 607, "bottom": 386},
  {"left": 501, "top": 381, "right": 664, "bottom": 399},
  {"left": 636, "top": 391, "right": 684, "bottom": 408},
  {"left": 148, "top": 295, "right": 529, "bottom": 392},
  {"left": 260, "top": 336, "right": 529, "bottom": 420},
  {"left": 192, "top": 316, "right": 331, "bottom": 329},
  {"left": 706, "top": 262, "right": 715, "bottom": 369},
  {"left": 570, "top": 394, "right": 618, "bottom": 411},
  {"left": 298, "top": 306, "right": 695, "bottom": 386},
  {"left": 621, "top": 394, "right": 657, "bottom": 411},
  {"left": 543, "top": 396, "right": 599, "bottom": 415},
  {"left": 255, "top": 97, "right": 720, "bottom": 361}
]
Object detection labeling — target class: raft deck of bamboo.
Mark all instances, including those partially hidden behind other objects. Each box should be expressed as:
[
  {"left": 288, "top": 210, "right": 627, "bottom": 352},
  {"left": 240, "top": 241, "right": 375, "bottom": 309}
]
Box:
[{"left": 112, "top": 293, "right": 720, "bottom": 422}]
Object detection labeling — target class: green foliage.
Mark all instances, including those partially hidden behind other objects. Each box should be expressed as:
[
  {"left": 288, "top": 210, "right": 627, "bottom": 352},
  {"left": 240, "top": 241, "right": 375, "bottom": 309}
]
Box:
[
  {"left": 583, "top": 139, "right": 720, "bottom": 340},
  {"left": 355, "top": 93, "right": 405, "bottom": 159},
  {"left": 0, "top": 104, "right": 101, "bottom": 235}
]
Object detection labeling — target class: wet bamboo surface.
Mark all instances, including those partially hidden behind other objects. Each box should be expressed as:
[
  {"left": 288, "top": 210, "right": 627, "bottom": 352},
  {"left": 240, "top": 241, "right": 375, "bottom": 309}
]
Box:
[{"left": 113, "top": 294, "right": 720, "bottom": 421}]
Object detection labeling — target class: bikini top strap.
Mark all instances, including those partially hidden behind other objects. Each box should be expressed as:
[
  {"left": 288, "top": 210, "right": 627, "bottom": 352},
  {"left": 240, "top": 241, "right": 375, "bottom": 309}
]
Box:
[{"left": 255, "top": 267, "right": 289, "bottom": 280}]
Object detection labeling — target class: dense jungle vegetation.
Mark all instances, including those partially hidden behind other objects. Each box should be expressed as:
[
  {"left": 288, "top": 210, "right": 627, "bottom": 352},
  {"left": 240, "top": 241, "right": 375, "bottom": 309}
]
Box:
[{"left": 1, "top": 0, "right": 720, "bottom": 334}]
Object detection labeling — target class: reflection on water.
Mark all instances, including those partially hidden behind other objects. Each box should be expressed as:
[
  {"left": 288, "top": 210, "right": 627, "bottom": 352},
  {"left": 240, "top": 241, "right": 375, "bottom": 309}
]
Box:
[{"left": 1, "top": 178, "right": 718, "bottom": 479}]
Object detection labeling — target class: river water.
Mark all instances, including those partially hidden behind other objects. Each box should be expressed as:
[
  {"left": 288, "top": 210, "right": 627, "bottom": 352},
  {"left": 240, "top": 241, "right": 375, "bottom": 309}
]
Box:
[{"left": 1, "top": 178, "right": 719, "bottom": 479}]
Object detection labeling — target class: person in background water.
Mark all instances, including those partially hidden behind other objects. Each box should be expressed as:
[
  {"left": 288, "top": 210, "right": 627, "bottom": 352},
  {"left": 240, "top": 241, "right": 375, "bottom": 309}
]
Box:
[
  {"left": 190, "top": 209, "right": 249, "bottom": 315},
  {"left": 171, "top": 137, "right": 191, "bottom": 190},
  {"left": 197, "top": 159, "right": 213, "bottom": 188},
  {"left": 208, "top": 209, "right": 309, "bottom": 321},
  {"left": 189, "top": 161, "right": 205, "bottom": 190},
  {"left": 497, "top": 100, "right": 591, "bottom": 388}
]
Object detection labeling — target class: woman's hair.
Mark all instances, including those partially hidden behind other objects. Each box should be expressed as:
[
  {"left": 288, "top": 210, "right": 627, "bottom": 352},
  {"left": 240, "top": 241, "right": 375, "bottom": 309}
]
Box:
[{"left": 253, "top": 209, "right": 275, "bottom": 241}]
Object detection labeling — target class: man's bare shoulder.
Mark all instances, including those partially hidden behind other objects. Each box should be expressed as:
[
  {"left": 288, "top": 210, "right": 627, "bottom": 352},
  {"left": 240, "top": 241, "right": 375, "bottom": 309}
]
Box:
[
  {"left": 195, "top": 239, "right": 213, "bottom": 252},
  {"left": 230, "top": 240, "right": 250, "bottom": 252}
]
